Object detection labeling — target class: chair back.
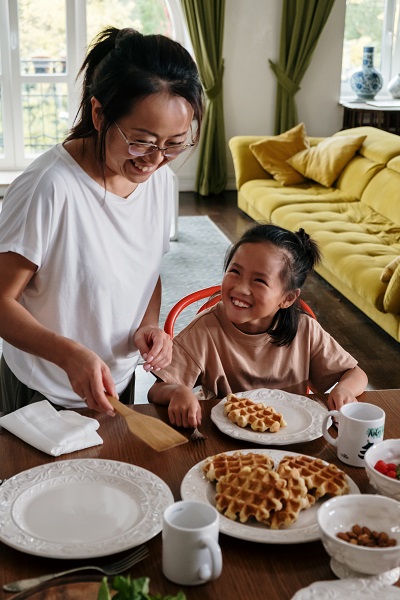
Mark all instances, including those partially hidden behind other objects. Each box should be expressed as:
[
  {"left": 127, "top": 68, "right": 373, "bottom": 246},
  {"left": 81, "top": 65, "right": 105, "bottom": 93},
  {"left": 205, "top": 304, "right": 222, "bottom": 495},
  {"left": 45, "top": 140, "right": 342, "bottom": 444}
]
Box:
[{"left": 164, "top": 285, "right": 316, "bottom": 337}]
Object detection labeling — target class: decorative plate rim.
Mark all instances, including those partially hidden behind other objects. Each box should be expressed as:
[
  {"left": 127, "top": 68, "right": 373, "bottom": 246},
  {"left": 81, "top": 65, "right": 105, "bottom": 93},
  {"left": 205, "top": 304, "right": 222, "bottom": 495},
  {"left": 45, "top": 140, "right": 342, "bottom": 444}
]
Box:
[{"left": 0, "top": 458, "right": 174, "bottom": 558}]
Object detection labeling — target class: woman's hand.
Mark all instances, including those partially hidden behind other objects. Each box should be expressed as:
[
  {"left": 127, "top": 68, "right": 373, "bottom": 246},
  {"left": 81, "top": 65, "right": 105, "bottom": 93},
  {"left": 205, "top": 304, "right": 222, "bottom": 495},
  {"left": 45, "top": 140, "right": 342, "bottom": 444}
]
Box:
[
  {"left": 60, "top": 344, "right": 117, "bottom": 415},
  {"left": 133, "top": 325, "right": 173, "bottom": 372}
]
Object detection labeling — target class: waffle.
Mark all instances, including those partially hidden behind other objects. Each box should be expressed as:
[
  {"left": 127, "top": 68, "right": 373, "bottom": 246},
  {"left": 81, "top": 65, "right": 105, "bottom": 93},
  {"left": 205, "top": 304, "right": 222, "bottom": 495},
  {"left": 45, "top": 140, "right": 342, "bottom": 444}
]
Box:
[
  {"left": 268, "top": 463, "right": 310, "bottom": 529},
  {"left": 277, "top": 455, "right": 350, "bottom": 506},
  {"left": 202, "top": 451, "right": 275, "bottom": 482},
  {"left": 224, "top": 394, "right": 287, "bottom": 433},
  {"left": 215, "top": 466, "right": 289, "bottom": 524}
]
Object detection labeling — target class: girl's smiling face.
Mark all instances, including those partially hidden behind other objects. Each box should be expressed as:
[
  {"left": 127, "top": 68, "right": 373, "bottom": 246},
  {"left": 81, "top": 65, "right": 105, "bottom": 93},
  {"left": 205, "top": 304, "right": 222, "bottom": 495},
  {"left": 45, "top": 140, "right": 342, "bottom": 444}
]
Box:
[
  {"left": 221, "top": 242, "right": 299, "bottom": 334},
  {"left": 92, "top": 92, "right": 194, "bottom": 184}
]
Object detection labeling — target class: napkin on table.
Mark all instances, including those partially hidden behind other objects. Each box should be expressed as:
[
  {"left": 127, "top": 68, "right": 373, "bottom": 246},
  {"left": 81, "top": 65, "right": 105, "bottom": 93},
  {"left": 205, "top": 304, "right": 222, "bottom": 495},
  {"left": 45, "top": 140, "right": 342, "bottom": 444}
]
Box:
[{"left": 0, "top": 400, "right": 103, "bottom": 456}]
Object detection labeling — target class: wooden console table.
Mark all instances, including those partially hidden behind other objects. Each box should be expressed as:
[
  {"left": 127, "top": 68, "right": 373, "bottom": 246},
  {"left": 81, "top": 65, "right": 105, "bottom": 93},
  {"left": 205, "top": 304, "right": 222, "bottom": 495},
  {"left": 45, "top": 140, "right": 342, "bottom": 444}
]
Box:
[{"left": 340, "top": 100, "right": 400, "bottom": 135}]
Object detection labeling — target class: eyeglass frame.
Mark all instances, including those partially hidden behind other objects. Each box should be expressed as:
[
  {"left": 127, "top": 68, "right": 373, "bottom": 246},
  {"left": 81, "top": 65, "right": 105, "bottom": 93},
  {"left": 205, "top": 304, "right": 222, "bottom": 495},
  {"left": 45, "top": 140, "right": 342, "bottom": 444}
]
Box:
[{"left": 114, "top": 122, "right": 195, "bottom": 158}]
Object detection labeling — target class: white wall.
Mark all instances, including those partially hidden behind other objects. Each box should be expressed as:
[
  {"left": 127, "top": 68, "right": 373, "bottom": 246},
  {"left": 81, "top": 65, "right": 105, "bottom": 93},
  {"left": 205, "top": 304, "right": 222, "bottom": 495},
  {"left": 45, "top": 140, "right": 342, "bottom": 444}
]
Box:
[{"left": 172, "top": 0, "right": 346, "bottom": 191}]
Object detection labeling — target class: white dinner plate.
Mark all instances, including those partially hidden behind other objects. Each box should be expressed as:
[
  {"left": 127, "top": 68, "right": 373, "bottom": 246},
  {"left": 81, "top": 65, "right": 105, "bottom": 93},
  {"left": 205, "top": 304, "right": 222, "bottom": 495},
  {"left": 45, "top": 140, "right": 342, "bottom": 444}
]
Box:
[
  {"left": 211, "top": 388, "right": 328, "bottom": 445},
  {"left": 180, "top": 449, "right": 360, "bottom": 544},
  {"left": 0, "top": 458, "right": 174, "bottom": 559}
]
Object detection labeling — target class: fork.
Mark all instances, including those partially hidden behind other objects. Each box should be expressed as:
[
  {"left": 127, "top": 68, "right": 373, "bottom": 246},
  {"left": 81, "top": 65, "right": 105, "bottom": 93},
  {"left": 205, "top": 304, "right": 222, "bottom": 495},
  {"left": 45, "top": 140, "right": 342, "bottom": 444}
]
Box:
[
  {"left": 3, "top": 545, "right": 149, "bottom": 593},
  {"left": 190, "top": 427, "right": 207, "bottom": 442}
]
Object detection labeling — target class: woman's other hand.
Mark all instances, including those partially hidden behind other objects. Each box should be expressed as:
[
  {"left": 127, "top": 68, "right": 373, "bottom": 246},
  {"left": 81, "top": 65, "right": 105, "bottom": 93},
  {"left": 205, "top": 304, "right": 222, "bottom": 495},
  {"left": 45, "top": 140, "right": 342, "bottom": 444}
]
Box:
[{"left": 133, "top": 325, "right": 173, "bottom": 372}]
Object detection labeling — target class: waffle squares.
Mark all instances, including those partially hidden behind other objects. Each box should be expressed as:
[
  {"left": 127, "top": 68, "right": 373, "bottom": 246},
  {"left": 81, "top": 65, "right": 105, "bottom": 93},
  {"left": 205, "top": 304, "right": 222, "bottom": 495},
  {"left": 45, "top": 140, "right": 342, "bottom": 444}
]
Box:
[
  {"left": 224, "top": 394, "right": 287, "bottom": 433},
  {"left": 202, "top": 451, "right": 350, "bottom": 529}
]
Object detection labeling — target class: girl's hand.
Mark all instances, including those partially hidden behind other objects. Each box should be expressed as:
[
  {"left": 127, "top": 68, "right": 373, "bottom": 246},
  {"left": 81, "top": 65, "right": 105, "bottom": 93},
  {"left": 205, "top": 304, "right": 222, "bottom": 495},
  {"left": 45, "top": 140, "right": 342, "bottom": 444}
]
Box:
[
  {"left": 61, "top": 345, "right": 117, "bottom": 415},
  {"left": 327, "top": 366, "right": 368, "bottom": 410},
  {"left": 327, "top": 386, "right": 358, "bottom": 411},
  {"left": 133, "top": 325, "right": 172, "bottom": 372},
  {"left": 168, "top": 390, "right": 202, "bottom": 429}
]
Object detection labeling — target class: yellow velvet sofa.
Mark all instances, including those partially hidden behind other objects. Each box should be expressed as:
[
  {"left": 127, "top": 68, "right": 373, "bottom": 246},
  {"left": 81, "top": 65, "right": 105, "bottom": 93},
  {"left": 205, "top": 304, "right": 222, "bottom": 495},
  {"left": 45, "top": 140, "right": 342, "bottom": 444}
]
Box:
[{"left": 229, "top": 126, "right": 400, "bottom": 343}]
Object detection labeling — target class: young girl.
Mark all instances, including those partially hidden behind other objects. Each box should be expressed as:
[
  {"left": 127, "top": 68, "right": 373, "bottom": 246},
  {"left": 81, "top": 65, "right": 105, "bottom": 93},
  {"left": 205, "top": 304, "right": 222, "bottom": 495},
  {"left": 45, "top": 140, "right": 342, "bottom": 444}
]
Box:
[{"left": 148, "top": 223, "right": 368, "bottom": 428}]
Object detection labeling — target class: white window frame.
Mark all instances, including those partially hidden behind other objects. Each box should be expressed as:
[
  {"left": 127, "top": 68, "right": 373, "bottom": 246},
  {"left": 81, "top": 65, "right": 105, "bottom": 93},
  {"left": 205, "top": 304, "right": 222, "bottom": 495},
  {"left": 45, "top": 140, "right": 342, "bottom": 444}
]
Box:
[
  {"left": 341, "top": 0, "right": 400, "bottom": 98},
  {"left": 0, "top": 0, "right": 187, "bottom": 171}
]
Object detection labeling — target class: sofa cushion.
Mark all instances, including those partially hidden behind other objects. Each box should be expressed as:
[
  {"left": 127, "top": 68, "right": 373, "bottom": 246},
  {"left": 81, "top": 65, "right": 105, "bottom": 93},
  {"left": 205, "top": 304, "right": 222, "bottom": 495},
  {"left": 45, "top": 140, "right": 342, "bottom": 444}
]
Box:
[
  {"left": 249, "top": 123, "right": 309, "bottom": 186},
  {"left": 240, "top": 180, "right": 359, "bottom": 221},
  {"left": 287, "top": 134, "right": 366, "bottom": 187},
  {"left": 383, "top": 263, "right": 400, "bottom": 313},
  {"left": 272, "top": 201, "right": 400, "bottom": 313},
  {"left": 334, "top": 126, "right": 400, "bottom": 164},
  {"left": 361, "top": 161, "right": 400, "bottom": 226},
  {"left": 381, "top": 255, "right": 400, "bottom": 282}
]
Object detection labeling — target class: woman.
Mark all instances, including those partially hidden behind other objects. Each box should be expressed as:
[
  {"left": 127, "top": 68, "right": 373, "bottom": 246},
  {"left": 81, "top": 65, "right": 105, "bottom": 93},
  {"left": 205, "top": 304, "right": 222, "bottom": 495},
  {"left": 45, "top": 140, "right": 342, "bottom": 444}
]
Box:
[{"left": 0, "top": 27, "right": 204, "bottom": 414}]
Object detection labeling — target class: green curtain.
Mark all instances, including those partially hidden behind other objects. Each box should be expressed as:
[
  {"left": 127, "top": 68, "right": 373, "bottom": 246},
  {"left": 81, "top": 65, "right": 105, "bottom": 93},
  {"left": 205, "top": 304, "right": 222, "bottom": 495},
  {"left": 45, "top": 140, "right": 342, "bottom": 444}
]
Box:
[
  {"left": 269, "top": 0, "right": 335, "bottom": 134},
  {"left": 180, "top": 0, "right": 226, "bottom": 196}
]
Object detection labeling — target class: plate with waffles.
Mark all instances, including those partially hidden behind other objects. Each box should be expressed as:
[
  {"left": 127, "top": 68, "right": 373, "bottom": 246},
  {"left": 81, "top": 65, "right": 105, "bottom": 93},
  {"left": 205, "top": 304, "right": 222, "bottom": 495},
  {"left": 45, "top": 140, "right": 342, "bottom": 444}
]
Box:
[
  {"left": 180, "top": 449, "right": 360, "bottom": 544},
  {"left": 210, "top": 388, "right": 328, "bottom": 445}
]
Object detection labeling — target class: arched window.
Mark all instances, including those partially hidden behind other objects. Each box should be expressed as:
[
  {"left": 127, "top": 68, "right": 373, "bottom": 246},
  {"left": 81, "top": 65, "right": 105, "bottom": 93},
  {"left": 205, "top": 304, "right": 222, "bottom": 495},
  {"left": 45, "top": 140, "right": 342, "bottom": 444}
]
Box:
[{"left": 0, "top": 0, "right": 188, "bottom": 170}]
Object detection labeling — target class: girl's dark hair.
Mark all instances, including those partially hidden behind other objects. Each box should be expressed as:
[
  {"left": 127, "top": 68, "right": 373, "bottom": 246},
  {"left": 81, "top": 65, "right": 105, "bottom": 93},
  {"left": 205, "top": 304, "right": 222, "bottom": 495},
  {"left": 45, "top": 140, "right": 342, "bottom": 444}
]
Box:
[
  {"left": 224, "top": 223, "right": 321, "bottom": 346},
  {"left": 65, "top": 27, "right": 204, "bottom": 173}
]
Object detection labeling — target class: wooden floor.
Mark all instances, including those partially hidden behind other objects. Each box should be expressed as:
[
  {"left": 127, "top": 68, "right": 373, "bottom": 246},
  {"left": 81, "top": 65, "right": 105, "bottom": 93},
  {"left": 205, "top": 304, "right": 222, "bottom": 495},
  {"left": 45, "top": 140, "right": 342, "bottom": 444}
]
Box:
[{"left": 179, "top": 191, "right": 400, "bottom": 391}]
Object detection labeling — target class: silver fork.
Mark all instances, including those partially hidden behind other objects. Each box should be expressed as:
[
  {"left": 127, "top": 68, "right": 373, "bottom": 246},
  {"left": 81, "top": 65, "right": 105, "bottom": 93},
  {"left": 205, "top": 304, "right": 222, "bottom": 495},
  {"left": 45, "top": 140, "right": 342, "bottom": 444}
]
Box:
[
  {"left": 3, "top": 545, "right": 149, "bottom": 593},
  {"left": 190, "top": 427, "right": 207, "bottom": 442}
]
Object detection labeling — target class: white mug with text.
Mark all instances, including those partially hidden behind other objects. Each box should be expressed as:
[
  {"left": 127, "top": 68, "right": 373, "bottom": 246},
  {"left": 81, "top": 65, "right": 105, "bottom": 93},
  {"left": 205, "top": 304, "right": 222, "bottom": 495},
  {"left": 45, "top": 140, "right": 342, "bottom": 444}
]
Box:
[
  {"left": 162, "top": 500, "right": 223, "bottom": 586},
  {"left": 322, "top": 402, "right": 385, "bottom": 467}
]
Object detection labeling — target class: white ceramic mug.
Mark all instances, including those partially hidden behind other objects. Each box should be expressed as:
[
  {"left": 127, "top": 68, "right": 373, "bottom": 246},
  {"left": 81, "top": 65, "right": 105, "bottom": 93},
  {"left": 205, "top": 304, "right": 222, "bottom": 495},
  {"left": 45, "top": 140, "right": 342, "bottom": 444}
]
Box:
[
  {"left": 322, "top": 402, "right": 385, "bottom": 467},
  {"left": 162, "top": 500, "right": 223, "bottom": 586}
]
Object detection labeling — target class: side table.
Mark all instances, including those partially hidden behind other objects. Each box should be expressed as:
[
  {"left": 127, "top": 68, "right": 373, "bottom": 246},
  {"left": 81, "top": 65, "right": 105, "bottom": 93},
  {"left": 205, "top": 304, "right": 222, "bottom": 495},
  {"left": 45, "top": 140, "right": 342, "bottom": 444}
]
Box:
[{"left": 340, "top": 100, "right": 400, "bottom": 135}]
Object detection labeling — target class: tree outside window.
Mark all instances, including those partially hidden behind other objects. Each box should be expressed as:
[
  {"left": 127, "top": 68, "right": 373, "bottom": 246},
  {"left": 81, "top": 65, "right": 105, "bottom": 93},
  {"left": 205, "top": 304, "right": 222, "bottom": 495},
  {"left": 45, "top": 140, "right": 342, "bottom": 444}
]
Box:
[{"left": 0, "top": 0, "right": 174, "bottom": 169}]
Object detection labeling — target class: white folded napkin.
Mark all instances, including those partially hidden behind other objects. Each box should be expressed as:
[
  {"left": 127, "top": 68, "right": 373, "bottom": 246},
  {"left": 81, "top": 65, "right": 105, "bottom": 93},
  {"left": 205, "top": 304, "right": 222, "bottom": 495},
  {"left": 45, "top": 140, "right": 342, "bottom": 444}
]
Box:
[{"left": 0, "top": 400, "right": 103, "bottom": 456}]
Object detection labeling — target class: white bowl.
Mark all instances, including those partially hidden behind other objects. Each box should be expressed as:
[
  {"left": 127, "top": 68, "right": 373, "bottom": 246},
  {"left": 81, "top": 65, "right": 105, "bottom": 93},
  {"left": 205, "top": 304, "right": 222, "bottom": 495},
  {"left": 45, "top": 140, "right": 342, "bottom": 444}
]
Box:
[
  {"left": 364, "top": 439, "right": 400, "bottom": 500},
  {"left": 317, "top": 494, "right": 400, "bottom": 575}
]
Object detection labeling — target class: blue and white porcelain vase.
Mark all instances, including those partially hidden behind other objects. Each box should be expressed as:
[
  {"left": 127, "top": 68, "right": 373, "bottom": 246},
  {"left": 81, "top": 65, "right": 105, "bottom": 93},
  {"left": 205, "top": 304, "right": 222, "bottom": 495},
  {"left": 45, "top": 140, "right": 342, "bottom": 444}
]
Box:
[{"left": 350, "top": 46, "right": 383, "bottom": 101}]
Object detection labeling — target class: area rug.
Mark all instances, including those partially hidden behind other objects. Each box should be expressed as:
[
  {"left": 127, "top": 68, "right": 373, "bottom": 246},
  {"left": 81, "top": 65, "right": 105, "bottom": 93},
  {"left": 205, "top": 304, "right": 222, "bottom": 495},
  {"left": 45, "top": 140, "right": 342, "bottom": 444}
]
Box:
[{"left": 160, "top": 215, "right": 231, "bottom": 332}]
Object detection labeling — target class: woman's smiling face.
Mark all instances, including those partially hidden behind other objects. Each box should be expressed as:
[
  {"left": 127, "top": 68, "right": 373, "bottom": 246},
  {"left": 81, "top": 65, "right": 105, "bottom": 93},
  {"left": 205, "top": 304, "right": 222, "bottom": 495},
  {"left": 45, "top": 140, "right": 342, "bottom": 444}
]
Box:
[
  {"left": 92, "top": 92, "right": 194, "bottom": 184},
  {"left": 221, "top": 242, "right": 299, "bottom": 334}
]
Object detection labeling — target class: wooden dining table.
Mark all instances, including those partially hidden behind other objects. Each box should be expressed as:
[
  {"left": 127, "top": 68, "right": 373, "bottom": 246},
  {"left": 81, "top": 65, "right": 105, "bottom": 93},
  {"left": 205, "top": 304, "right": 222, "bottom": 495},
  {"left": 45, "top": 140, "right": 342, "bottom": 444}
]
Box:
[{"left": 1, "top": 389, "right": 400, "bottom": 600}]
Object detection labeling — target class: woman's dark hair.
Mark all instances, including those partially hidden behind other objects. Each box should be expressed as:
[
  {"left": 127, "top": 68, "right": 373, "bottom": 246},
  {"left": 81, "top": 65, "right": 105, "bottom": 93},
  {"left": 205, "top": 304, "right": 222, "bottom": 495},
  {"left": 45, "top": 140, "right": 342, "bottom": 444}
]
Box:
[
  {"left": 224, "top": 223, "right": 321, "bottom": 346},
  {"left": 65, "top": 27, "right": 204, "bottom": 173}
]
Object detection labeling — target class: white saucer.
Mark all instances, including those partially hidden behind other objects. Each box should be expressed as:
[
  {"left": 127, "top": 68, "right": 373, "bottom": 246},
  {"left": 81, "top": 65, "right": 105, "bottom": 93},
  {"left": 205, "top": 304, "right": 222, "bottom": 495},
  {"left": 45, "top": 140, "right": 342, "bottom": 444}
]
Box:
[{"left": 331, "top": 558, "right": 400, "bottom": 586}]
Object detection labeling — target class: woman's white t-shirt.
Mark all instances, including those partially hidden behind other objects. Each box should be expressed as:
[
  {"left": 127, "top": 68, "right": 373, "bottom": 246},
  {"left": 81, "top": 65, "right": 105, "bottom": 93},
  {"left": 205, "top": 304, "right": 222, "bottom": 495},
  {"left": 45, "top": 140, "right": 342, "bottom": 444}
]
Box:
[{"left": 0, "top": 144, "right": 172, "bottom": 407}]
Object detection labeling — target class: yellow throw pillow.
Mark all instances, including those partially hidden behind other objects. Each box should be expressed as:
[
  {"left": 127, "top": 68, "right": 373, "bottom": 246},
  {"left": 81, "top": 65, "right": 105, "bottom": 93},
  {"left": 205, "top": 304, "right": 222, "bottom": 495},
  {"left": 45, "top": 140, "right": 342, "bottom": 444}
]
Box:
[
  {"left": 287, "top": 134, "right": 367, "bottom": 187},
  {"left": 381, "top": 255, "right": 400, "bottom": 282},
  {"left": 249, "top": 122, "right": 309, "bottom": 186}
]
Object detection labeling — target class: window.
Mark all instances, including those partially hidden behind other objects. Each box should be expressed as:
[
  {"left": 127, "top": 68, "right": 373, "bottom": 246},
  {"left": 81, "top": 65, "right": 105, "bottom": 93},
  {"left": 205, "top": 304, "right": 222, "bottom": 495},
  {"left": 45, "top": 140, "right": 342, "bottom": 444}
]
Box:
[
  {"left": 0, "top": 0, "right": 187, "bottom": 171},
  {"left": 341, "top": 0, "right": 400, "bottom": 97}
]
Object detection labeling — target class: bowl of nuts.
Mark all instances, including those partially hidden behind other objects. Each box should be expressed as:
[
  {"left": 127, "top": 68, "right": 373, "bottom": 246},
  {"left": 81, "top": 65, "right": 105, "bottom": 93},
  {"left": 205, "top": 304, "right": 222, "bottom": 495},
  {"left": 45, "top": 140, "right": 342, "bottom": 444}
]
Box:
[
  {"left": 317, "top": 494, "right": 400, "bottom": 575},
  {"left": 364, "top": 439, "right": 400, "bottom": 500}
]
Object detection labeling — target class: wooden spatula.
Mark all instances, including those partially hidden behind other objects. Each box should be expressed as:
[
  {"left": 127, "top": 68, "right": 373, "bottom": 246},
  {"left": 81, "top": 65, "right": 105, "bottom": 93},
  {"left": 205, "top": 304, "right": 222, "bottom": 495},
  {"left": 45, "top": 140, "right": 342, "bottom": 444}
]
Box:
[{"left": 106, "top": 395, "right": 188, "bottom": 452}]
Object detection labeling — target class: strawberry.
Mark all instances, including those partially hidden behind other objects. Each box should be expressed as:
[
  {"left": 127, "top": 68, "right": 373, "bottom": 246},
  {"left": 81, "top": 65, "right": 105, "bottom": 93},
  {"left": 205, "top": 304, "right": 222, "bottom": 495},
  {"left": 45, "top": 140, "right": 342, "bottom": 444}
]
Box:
[
  {"left": 386, "top": 469, "right": 397, "bottom": 479},
  {"left": 374, "top": 460, "right": 389, "bottom": 474}
]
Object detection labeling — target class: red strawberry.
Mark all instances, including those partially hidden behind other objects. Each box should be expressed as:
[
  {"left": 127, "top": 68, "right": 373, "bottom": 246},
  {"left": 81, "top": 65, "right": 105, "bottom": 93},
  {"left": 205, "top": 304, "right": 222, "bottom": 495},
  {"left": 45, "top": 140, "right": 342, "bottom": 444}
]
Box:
[{"left": 374, "top": 460, "right": 389, "bottom": 474}]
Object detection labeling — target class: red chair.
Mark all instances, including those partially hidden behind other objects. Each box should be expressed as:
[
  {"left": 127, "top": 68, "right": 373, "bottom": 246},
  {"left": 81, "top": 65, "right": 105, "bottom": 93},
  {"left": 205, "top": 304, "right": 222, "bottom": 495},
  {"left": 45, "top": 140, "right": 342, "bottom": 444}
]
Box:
[{"left": 164, "top": 285, "right": 316, "bottom": 337}]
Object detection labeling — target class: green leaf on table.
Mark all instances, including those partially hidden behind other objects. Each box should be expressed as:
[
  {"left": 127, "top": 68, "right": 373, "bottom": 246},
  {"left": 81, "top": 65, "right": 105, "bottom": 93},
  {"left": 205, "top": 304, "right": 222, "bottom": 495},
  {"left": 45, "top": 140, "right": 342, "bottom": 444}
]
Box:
[{"left": 98, "top": 575, "right": 186, "bottom": 600}]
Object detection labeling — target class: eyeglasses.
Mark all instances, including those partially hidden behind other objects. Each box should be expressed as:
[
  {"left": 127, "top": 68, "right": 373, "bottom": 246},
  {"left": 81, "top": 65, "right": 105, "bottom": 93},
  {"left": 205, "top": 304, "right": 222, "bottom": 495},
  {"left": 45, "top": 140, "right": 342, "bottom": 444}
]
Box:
[{"left": 114, "top": 122, "right": 194, "bottom": 158}]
